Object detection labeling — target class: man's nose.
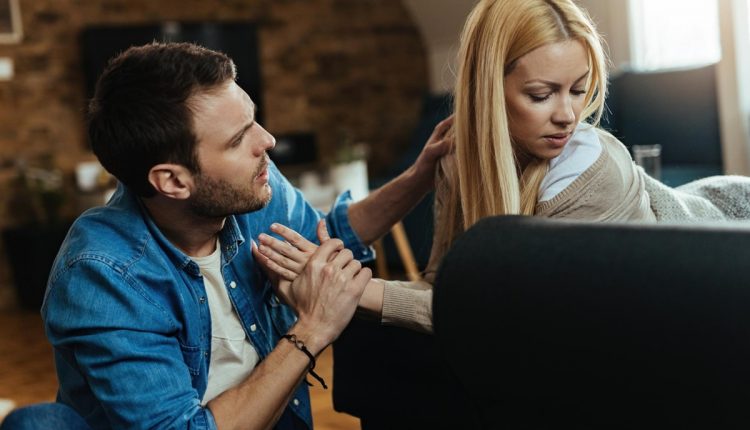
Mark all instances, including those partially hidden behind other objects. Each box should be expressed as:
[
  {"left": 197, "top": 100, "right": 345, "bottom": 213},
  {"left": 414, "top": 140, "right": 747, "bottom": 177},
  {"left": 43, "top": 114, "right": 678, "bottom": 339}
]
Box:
[{"left": 256, "top": 124, "right": 276, "bottom": 153}]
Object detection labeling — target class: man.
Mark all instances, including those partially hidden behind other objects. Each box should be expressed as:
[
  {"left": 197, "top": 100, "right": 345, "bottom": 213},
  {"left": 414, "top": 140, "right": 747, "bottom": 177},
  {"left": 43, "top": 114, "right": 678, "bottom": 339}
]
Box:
[{"left": 40, "top": 43, "right": 451, "bottom": 429}]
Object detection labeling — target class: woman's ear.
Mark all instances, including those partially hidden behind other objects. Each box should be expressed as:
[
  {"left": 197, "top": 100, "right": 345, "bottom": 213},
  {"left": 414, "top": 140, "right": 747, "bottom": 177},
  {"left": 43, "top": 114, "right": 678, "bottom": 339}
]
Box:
[{"left": 147, "top": 164, "right": 194, "bottom": 200}]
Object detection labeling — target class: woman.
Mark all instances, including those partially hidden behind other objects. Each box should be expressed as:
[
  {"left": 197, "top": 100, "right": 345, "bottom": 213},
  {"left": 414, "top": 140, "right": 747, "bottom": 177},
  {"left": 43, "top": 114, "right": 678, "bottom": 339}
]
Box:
[{"left": 255, "top": 0, "right": 750, "bottom": 333}]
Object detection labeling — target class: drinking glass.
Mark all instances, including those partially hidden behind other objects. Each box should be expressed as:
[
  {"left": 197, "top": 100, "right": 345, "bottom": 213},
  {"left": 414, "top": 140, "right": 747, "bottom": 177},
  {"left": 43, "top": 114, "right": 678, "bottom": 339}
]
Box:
[{"left": 632, "top": 144, "right": 662, "bottom": 180}]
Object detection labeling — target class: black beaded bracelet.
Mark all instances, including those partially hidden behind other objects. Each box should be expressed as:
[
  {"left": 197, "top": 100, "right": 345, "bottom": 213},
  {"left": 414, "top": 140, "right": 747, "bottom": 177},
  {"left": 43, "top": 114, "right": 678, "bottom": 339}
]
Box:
[{"left": 282, "top": 334, "right": 328, "bottom": 389}]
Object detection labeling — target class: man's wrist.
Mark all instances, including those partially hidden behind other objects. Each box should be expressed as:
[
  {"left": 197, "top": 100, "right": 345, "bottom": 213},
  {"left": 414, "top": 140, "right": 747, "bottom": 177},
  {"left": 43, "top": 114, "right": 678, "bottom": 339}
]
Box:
[
  {"left": 280, "top": 334, "right": 329, "bottom": 389},
  {"left": 287, "top": 320, "right": 329, "bottom": 356},
  {"left": 407, "top": 160, "right": 436, "bottom": 194}
]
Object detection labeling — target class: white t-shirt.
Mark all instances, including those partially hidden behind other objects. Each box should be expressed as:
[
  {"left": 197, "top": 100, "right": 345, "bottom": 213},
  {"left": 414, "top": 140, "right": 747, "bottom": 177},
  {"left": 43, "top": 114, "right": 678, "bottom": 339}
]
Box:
[
  {"left": 192, "top": 242, "right": 260, "bottom": 405},
  {"left": 539, "top": 124, "right": 603, "bottom": 202}
]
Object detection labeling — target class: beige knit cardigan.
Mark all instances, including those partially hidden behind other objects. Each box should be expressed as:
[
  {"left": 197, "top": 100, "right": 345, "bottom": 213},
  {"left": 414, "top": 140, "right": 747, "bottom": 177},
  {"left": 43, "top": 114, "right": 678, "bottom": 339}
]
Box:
[{"left": 380, "top": 129, "right": 656, "bottom": 333}]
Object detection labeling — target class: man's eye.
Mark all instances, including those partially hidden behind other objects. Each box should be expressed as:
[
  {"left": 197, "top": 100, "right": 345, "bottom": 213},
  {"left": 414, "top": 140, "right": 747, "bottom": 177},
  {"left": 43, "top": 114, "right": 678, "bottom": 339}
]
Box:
[{"left": 231, "top": 135, "right": 244, "bottom": 147}]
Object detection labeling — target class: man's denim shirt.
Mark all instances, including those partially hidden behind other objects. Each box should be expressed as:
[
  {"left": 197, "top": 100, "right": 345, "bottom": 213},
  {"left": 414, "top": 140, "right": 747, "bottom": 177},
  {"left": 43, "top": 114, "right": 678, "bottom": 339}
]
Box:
[{"left": 41, "top": 163, "right": 373, "bottom": 430}]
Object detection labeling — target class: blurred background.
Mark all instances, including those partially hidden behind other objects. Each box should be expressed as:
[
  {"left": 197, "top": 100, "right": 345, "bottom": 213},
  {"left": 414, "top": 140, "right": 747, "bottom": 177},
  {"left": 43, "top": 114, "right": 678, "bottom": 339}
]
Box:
[{"left": 0, "top": 0, "right": 749, "bottom": 427}]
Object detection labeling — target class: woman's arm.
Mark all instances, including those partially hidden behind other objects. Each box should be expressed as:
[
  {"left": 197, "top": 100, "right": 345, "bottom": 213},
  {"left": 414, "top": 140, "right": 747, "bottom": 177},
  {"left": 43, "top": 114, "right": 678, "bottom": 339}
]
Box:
[{"left": 255, "top": 156, "right": 457, "bottom": 335}]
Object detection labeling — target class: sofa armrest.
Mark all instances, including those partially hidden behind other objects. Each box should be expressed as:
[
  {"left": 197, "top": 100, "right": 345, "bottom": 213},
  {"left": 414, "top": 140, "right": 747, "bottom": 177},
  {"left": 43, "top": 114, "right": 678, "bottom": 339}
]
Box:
[{"left": 434, "top": 216, "right": 750, "bottom": 428}]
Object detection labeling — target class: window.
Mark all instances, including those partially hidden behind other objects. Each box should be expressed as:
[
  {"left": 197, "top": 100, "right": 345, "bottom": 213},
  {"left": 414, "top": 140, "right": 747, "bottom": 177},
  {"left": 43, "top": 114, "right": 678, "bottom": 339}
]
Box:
[{"left": 629, "top": 0, "right": 721, "bottom": 71}]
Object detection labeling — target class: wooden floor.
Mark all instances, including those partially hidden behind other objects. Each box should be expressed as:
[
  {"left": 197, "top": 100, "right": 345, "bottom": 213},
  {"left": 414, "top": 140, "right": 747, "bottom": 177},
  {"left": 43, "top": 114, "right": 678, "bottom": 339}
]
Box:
[{"left": 0, "top": 287, "right": 360, "bottom": 429}]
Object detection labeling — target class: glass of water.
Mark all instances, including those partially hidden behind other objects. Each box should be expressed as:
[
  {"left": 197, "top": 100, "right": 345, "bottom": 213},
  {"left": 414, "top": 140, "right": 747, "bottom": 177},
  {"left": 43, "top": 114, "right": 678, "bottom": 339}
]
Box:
[{"left": 632, "top": 144, "right": 662, "bottom": 180}]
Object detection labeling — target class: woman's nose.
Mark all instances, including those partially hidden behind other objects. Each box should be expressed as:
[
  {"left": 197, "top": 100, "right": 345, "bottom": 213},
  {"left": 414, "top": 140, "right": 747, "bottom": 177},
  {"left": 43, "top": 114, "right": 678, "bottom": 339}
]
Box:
[{"left": 552, "top": 97, "right": 576, "bottom": 126}]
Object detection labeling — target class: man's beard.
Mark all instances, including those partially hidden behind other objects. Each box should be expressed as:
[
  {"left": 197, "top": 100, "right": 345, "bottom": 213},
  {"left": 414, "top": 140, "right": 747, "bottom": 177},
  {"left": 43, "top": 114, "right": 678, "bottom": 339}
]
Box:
[{"left": 189, "top": 162, "right": 271, "bottom": 218}]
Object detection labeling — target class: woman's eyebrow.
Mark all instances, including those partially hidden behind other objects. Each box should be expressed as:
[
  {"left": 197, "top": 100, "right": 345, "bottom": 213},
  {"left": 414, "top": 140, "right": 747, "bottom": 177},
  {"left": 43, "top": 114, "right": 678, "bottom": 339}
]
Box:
[{"left": 524, "top": 70, "right": 591, "bottom": 88}]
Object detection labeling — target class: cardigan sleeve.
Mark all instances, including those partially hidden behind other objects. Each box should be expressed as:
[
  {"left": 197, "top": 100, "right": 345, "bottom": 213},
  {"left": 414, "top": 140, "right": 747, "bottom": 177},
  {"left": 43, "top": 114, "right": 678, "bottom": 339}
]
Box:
[
  {"left": 379, "top": 154, "right": 457, "bottom": 334},
  {"left": 381, "top": 279, "right": 434, "bottom": 333}
]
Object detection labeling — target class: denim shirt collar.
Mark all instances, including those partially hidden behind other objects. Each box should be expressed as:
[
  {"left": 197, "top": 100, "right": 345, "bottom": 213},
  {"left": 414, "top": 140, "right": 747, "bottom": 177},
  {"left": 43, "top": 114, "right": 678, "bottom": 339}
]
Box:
[{"left": 119, "top": 185, "right": 246, "bottom": 277}]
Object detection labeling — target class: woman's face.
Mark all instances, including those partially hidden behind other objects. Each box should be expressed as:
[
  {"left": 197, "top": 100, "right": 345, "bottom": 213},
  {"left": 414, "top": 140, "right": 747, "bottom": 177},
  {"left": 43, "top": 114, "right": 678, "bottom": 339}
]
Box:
[{"left": 504, "top": 39, "right": 590, "bottom": 162}]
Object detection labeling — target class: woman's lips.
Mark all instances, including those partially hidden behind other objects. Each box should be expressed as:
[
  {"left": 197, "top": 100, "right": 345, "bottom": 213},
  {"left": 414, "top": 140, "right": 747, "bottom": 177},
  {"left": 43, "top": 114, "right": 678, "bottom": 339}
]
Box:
[{"left": 544, "top": 132, "right": 572, "bottom": 148}]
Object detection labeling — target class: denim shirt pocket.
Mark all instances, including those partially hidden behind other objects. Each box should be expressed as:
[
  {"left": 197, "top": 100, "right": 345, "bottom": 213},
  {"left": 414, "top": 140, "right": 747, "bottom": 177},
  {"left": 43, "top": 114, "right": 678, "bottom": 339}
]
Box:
[{"left": 178, "top": 342, "right": 203, "bottom": 377}]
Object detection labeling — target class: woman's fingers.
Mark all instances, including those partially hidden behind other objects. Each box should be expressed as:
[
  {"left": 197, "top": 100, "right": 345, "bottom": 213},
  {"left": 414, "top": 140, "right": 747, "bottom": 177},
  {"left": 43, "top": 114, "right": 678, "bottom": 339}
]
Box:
[
  {"left": 316, "top": 219, "right": 331, "bottom": 242},
  {"left": 270, "top": 223, "right": 318, "bottom": 252},
  {"left": 252, "top": 240, "right": 298, "bottom": 281},
  {"left": 257, "top": 221, "right": 340, "bottom": 277},
  {"left": 258, "top": 232, "right": 306, "bottom": 264},
  {"left": 258, "top": 241, "right": 304, "bottom": 275},
  {"left": 261, "top": 256, "right": 299, "bottom": 281}
]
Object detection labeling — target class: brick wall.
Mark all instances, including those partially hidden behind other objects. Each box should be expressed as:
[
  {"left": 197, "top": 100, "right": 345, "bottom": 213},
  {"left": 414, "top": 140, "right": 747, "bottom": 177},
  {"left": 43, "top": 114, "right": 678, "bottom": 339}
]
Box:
[{"left": 0, "top": 0, "right": 428, "bottom": 289}]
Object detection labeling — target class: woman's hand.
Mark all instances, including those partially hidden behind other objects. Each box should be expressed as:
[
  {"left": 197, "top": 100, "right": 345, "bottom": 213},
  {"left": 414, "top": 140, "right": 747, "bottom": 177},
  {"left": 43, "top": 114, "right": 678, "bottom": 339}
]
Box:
[
  {"left": 252, "top": 220, "right": 329, "bottom": 282},
  {"left": 252, "top": 220, "right": 385, "bottom": 319}
]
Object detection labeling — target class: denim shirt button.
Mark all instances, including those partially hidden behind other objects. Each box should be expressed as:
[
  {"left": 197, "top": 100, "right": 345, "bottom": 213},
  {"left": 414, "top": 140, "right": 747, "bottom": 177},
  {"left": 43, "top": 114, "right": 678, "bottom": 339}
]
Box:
[
  {"left": 199, "top": 297, "right": 206, "bottom": 304},
  {"left": 229, "top": 281, "right": 237, "bottom": 289},
  {"left": 250, "top": 324, "right": 257, "bottom": 332},
  {"left": 293, "top": 398, "right": 300, "bottom": 406}
]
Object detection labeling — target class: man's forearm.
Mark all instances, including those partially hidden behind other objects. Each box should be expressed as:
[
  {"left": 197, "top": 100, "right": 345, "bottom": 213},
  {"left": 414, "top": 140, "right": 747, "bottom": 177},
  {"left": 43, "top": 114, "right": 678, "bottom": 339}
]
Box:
[
  {"left": 207, "top": 323, "right": 326, "bottom": 430},
  {"left": 348, "top": 165, "right": 432, "bottom": 244},
  {"left": 348, "top": 115, "right": 453, "bottom": 245}
]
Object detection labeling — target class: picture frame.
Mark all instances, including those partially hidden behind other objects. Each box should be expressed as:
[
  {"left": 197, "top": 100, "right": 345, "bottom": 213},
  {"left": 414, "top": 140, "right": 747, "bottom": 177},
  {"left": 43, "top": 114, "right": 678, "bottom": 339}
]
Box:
[{"left": 0, "top": 0, "right": 22, "bottom": 44}]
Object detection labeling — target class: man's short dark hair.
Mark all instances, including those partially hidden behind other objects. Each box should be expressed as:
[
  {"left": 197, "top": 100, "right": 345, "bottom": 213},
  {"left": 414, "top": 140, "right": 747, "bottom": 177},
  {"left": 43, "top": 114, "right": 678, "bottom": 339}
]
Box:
[{"left": 88, "top": 42, "right": 236, "bottom": 197}]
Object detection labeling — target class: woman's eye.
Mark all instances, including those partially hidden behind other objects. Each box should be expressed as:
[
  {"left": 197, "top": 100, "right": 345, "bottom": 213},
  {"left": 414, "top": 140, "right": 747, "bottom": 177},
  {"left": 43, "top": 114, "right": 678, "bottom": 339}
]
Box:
[
  {"left": 571, "top": 89, "right": 586, "bottom": 96},
  {"left": 529, "top": 93, "right": 550, "bottom": 102}
]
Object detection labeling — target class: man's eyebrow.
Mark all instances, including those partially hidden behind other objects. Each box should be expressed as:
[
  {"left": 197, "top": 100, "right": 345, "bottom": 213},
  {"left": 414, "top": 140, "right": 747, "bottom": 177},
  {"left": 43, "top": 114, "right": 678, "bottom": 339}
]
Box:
[
  {"left": 226, "top": 122, "right": 253, "bottom": 147},
  {"left": 225, "top": 98, "right": 257, "bottom": 147},
  {"left": 524, "top": 70, "right": 591, "bottom": 88}
]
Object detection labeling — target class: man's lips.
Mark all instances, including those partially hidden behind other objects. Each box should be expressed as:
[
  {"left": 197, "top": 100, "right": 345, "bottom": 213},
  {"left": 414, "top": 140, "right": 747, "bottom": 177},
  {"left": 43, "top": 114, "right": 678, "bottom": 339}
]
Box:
[{"left": 255, "top": 163, "right": 269, "bottom": 181}]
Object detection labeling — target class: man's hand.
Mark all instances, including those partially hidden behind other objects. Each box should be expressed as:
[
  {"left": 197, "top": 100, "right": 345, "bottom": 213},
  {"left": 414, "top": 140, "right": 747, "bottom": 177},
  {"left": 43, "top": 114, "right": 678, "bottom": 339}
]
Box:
[
  {"left": 345, "top": 115, "right": 454, "bottom": 245},
  {"left": 252, "top": 220, "right": 370, "bottom": 353},
  {"left": 209, "top": 222, "right": 369, "bottom": 430},
  {"left": 411, "top": 115, "right": 454, "bottom": 191},
  {"left": 254, "top": 221, "right": 385, "bottom": 321}
]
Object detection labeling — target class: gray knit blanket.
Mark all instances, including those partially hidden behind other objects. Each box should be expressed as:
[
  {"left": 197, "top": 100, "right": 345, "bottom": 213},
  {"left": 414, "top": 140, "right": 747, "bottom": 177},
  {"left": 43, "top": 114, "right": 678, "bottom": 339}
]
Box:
[{"left": 641, "top": 169, "right": 750, "bottom": 222}]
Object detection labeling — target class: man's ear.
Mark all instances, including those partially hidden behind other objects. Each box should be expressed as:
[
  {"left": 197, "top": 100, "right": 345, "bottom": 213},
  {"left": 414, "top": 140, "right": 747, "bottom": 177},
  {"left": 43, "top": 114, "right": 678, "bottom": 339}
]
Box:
[{"left": 147, "top": 164, "right": 195, "bottom": 200}]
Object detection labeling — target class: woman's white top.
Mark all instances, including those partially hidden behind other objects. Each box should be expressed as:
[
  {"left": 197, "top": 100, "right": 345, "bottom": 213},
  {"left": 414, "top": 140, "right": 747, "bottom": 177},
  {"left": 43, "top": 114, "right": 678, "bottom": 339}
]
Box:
[{"left": 539, "top": 124, "right": 603, "bottom": 202}]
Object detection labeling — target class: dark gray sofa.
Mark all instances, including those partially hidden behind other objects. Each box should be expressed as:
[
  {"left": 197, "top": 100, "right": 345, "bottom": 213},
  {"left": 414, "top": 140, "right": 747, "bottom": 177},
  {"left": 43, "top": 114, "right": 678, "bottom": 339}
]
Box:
[{"left": 334, "top": 216, "right": 750, "bottom": 429}]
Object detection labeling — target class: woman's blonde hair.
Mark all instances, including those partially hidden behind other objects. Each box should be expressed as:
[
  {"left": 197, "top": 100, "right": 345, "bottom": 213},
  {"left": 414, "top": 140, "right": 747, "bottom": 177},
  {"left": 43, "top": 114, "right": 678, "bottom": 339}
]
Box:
[{"left": 443, "top": 0, "right": 609, "bottom": 244}]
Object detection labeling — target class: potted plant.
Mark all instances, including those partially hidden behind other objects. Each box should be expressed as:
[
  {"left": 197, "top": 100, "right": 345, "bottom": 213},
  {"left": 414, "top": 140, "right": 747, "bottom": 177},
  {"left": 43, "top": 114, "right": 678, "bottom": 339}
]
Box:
[
  {"left": 330, "top": 128, "right": 370, "bottom": 202},
  {"left": 2, "top": 156, "right": 72, "bottom": 309}
]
